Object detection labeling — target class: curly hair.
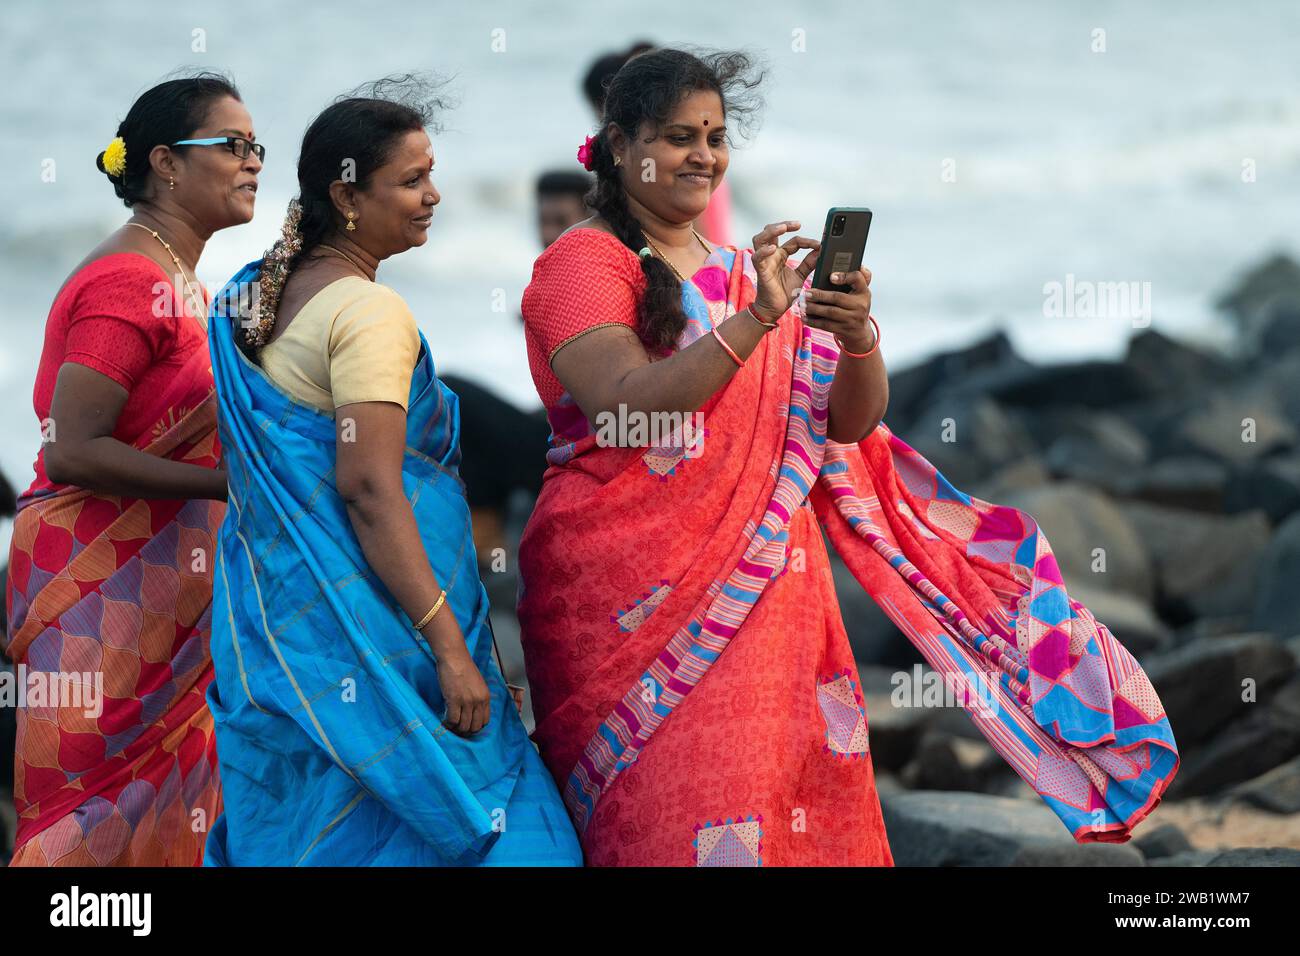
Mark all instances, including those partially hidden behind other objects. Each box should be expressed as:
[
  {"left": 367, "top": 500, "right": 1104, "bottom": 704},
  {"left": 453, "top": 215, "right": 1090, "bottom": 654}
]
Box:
[{"left": 584, "top": 46, "right": 765, "bottom": 353}]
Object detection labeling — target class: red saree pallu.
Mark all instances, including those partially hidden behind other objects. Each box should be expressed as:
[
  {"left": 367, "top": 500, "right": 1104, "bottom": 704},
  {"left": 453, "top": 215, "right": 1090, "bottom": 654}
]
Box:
[
  {"left": 518, "top": 230, "right": 1178, "bottom": 866},
  {"left": 4, "top": 343, "right": 224, "bottom": 866}
]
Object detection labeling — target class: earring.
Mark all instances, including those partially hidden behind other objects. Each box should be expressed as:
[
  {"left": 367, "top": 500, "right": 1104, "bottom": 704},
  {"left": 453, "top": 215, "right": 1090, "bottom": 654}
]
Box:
[
  {"left": 169, "top": 176, "right": 175, "bottom": 191},
  {"left": 346, "top": 211, "right": 356, "bottom": 232},
  {"left": 613, "top": 157, "right": 622, "bottom": 167}
]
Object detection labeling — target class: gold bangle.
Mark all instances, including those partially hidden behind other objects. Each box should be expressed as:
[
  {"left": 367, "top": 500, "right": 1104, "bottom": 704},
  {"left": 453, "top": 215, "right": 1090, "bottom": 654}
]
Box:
[{"left": 413, "top": 590, "right": 447, "bottom": 631}]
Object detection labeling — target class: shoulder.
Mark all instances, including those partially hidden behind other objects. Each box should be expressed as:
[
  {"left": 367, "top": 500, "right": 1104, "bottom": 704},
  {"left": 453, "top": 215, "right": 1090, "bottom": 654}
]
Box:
[
  {"left": 62, "top": 253, "right": 167, "bottom": 303},
  {"left": 534, "top": 226, "right": 643, "bottom": 275},
  {"left": 326, "top": 279, "right": 418, "bottom": 345}
]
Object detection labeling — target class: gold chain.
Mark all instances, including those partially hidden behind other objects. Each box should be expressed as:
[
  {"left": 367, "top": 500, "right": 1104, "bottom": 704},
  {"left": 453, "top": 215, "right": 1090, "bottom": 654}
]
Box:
[
  {"left": 317, "top": 243, "right": 374, "bottom": 279},
  {"left": 642, "top": 228, "right": 712, "bottom": 282},
  {"left": 125, "top": 221, "right": 206, "bottom": 329}
]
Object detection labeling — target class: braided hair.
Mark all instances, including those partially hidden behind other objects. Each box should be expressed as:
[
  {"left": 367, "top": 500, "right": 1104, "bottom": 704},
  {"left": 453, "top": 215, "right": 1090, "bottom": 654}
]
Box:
[
  {"left": 238, "top": 74, "right": 452, "bottom": 359},
  {"left": 584, "top": 47, "right": 764, "bottom": 354}
]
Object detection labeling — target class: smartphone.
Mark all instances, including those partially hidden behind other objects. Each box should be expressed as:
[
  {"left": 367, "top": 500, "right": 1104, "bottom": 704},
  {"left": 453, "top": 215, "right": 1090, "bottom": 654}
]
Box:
[{"left": 811, "top": 207, "right": 872, "bottom": 293}]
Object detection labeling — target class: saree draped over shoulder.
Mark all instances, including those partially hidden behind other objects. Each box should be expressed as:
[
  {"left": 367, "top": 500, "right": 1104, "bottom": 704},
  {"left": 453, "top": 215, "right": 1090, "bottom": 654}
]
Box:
[
  {"left": 517, "top": 230, "right": 1179, "bottom": 866},
  {"left": 203, "top": 261, "right": 581, "bottom": 866},
  {"left": 5, "top": 256, "right": 223, "bottom": 866}
]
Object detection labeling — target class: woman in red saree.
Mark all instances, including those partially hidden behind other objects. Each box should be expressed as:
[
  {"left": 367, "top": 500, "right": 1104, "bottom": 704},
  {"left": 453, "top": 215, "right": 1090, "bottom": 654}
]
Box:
[
  {"left": 3, "top": 75, "right": 261, "bottom": 865},
  {"left": 518, "top": 48, "right": 1178, "bottom": 866}
]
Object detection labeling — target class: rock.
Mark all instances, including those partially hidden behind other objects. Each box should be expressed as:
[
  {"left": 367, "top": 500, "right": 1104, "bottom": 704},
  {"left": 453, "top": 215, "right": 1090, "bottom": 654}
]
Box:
[
  {"left": 1117, "top": 502, "right": 1271, "bottom": 624},
  {"left": 832, "top": 555, "right": 925, "bottom": 667},
  {"left": 1068, "top": 584, "right": 1172, "bottom": 656},
  {"left": 1203, "top": 847, "right": 1300, "bottom": 866},
  {"left": 899, "top": 396, "right": 1038, "bottom": 487},
  {"left": 1257, "top": 299, "right": 1300, "bottom": 359},
  {"left": 1169, "top": 701, "right": 1300, "bottom": 797},
  {"left": 1225, "top": 755, "right": 1300, "bottom": 814},
  {"left": 982, "top": 361, "right": 1161, "bottom": 410},
  {"left": 1149, "top": 850, "right": 1217, "bottom": 866},
  {"left": 860, "top": 665, "right": 936, "bottom": 773},
  {"left": 1216, "top": 253, "right": 1300, "bottom": 352},
  {"left": 1168, "top": 392, "right": 1297, "bottom": 466},
  {"left": 1039, "top": 411, "right": 1151, "bottom": 492},
  {"left": 1143, "top": 634, "right": 1294, "bottom": 747},
  {"left": 1112, "top": 455, "right": 1230, "bottom": 513},
  {"left": 1123, "top": 329, "right": 1239, "bottom": 397},
  {"left": 996, "top": 482, "right": 1155, "bottom": 604},
  {"left": 1011, "top": 844, "right": 1146, "bottom": 866},
  {"left": 885, "top": 331, "right": 1029, "bottom": 429},
  {"left": 969, "top": 456, "right": 1051, "bottom": 502},
  {"left": 1225, "top": 453, "right": 1300, "bottom": 525},
  {"left": 879, "top": 790, "right": 1111, "bottom": 866},
  {"left": 898, "top": 731, "right": 993, "bottom": 793},
  {"left": 1252, "top": 511, "right": 1300, "bottom": 638},
  {"left": 1133, "top": 823, "right": 1194, "bottom": 860}
]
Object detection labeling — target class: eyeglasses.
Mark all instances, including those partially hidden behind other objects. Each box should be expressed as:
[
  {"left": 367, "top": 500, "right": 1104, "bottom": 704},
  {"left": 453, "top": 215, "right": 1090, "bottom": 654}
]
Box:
[{"left": 171, "top": 136, "right": 266, "bottom": 162}]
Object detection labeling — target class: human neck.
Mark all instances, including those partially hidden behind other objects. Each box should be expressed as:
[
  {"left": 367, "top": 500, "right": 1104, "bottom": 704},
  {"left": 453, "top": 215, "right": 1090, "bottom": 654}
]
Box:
[
  {"left": 317, "top": 232, "right": 380, "bottom": 282},
  {"left": 130, "top": 204, "right": 208, "bottom": 271},
  {"left": 625, "top": 194, "right": 697, "bottom": 250}
]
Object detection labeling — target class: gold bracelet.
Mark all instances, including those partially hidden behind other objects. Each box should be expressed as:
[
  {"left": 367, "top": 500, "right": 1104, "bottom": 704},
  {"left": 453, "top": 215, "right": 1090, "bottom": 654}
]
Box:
[{"left": 413, "top": 590, "right": 447, "bottom": 630}]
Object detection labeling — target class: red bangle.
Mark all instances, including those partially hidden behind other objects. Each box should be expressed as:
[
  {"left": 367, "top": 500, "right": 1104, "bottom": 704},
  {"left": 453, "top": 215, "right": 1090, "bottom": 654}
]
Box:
[
  {"left": 835, "top": 315, "right": 880, "bottom": 358},
  {"left": 711, "top": 324, "right": 744, "bottom": 367}
]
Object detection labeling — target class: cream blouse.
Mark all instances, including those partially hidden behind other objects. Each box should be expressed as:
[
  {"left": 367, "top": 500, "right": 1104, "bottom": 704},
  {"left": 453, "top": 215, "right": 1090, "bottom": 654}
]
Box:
[{"left": 259, "top": 276, "right": 421, "bottom": 415}]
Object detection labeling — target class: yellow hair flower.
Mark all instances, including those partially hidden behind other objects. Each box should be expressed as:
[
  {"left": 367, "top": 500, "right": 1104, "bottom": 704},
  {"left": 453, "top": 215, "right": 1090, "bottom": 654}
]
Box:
[{"left": 102, "top": 137, "right": 127, "bottom": 178}]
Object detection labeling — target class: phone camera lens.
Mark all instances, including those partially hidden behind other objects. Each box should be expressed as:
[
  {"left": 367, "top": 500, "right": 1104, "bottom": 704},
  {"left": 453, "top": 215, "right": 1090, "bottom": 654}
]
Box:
[{"left": 831, "top": 215, "right": 846, "bottom": 237}]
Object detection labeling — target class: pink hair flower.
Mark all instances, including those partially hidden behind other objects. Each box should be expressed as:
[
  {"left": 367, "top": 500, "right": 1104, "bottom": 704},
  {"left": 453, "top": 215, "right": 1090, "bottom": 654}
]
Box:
[{"left": 577, "top": 134, "right": 596, "bottom": 171}]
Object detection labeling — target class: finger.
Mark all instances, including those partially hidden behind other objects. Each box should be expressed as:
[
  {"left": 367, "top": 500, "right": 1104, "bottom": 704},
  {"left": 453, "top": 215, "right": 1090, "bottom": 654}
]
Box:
[
  {"left": 805, "top": 287, "right": 858, "bottom": 309},
  {"left": 469, "top": 700, "right": 488, "bottom": 735},
  {"left": 804, "top": 302, "right": 862, "bottom": 328},
  {"left": 751, "top": 220, "right": 800, "bottom": 249},
  {"left": 443, "top": 701, "right": 462, "bottom": 730},
  {"left": 794, "top": 248, "right": 820, "bottom": 281},
  {"left": 824, "top": 268, "right": 868, "bottom": 293}
]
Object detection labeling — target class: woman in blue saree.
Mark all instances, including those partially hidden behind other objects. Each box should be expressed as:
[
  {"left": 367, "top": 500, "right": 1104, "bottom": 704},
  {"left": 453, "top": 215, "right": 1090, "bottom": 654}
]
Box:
[{"left": 203, "top": 78, "right": 582, "bottom": 866}]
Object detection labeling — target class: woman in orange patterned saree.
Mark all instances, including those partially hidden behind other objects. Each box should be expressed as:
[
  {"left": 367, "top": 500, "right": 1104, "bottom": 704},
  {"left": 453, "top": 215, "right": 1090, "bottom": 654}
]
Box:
[
  {"left": 3, "top": 76, "right": 260, "bottom": 865},
  {"left": 517, "top": 49, "right": 1177, "bottom": 866}
]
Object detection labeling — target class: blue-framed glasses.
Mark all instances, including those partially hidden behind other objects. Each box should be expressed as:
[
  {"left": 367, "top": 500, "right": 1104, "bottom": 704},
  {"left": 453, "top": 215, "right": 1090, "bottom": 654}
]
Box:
[{"left": 172, "top": 136, "right": 265, "bottom": 162}]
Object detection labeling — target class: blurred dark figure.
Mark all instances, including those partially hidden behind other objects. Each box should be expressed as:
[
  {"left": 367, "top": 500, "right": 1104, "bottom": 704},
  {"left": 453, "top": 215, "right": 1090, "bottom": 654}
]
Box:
[
  {"left": 442, "top": 375, "right": 550, "bottom": 568},
  {"left": 582, "top": 41, "right": 655, "bottom": 115},
  {"left": 537, "top": 170, "right": 593, "bottom": 248}
]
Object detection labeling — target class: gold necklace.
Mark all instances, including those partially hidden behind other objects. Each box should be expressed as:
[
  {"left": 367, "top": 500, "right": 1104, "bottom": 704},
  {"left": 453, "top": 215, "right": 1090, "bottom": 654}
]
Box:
[
  {"left": 643, "top": 228, "right": 712, "bottom": 282},
  {"left": 317, "top": 243, "right": 374, "bottom": 280},
  {"left": 126, "top": 221, "right": 206, "bottom": 329}
]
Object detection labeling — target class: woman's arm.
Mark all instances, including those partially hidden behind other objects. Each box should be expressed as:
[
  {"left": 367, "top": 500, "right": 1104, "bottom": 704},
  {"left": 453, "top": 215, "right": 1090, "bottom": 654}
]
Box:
[
  {"left": 552, "top": 222, "right": 818, "bottom": 428},
  {"left": 804, "top": 266, "right": 889, "bottom": 443},
  {"left": 333, "top": 399, "right": 489, "bottom": 736},
  {"left": 43, "top": 362, "right": 227, "bottom": 499}
]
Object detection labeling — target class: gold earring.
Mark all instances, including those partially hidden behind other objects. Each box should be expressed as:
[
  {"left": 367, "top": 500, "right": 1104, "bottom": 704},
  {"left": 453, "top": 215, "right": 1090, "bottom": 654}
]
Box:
[
  {"left": 169, "top": 176, "right": 175, "bottom": 191},
  {"left": 613, "top": 157, "right": 622, "bottom": 167},
  {"left": 346, "top": 211, "right": 356, "bottom": 232}
]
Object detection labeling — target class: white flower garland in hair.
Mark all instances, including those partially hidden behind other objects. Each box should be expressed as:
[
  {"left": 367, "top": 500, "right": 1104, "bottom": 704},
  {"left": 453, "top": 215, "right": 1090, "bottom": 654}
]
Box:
[{"left": 247, "top": 198, "right": 305, "bottom": 349}]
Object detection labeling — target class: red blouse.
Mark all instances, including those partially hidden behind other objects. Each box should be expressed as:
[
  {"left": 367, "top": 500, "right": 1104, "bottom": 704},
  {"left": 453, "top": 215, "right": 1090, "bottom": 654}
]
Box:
[
  {"left": 521, "top": 228, "right": 648, "bottom": 410},
  {"left": 24, "top": 253, "right": 209, "bottom": 497}
]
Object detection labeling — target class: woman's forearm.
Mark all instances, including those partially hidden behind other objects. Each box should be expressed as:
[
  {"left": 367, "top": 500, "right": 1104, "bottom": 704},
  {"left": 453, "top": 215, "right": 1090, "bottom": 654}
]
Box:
[
  {"left": 44, "top": 436, "right": 227, "bottom": 499},
  {"left": 827, "top": 340, "right": 888, "bottom": 443},
  {"left": 343, "top": 488, "right": 466, "bottom": 661},
  {"left": 608, "top": 309, "right": 770, "bottom": 418}
]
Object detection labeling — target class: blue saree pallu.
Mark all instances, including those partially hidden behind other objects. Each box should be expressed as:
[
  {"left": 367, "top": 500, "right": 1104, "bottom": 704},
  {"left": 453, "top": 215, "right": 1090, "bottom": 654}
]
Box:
[{"left": 203, "top": 261, "right": 582, "bottom": 866}]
